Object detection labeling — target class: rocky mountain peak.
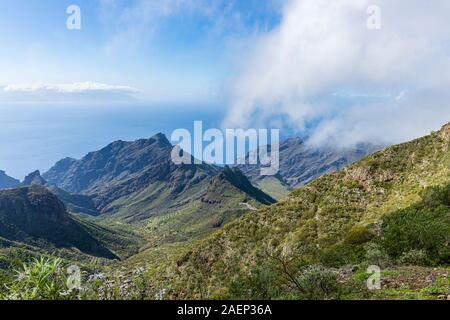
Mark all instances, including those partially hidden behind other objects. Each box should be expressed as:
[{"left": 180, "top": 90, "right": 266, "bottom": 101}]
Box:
[
  {"left": 150, "top": 132, "right": 172, "bottom": 147},
  {"left": 22, "top": 170, "right": 47, "bottom": 186}
]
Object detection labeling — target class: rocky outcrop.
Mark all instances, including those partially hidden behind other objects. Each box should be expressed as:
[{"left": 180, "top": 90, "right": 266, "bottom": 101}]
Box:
[
  {"left": 0, "top": 185, "right": 117, "bottom": 259},
  {"left": 345, "top": 166, "right": 395, "bottom": 188},
  {"left": 440, "top": 122, "right": 450, "bottom": 142},
  {"left": 22, "top": 170, "right": 47, "bottom": 186}
]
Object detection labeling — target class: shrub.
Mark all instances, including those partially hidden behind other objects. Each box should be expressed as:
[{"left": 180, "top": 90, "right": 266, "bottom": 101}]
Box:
[
  {"left": 345, "top": 226, "right": 374, "bottom": 245},
  {"left": 421, "top": 276, "right": 450, "bottom": 296},
  {"left": 339, "top": 273, "right": 371, "bottom": 300},
  {"left": 381, "top": 204, "right": 450, "bottom": 265},
  {"left": 0, "top": 256, "right": 151, "bottom": 300},
  {"left": 319, "top": 243, "right": 367, "bottom": 267},
  {"left": 294, "top": 265, "right": 340, "bottom": 300},
  {"left": 228, "top": 264, "right": 281, "bottom": 300},
  {"left": 398, "top": 249, "right": 429, "bottom": 266},
  {"left": 365, "top": 242, "right": 391, "bottom": 268}
]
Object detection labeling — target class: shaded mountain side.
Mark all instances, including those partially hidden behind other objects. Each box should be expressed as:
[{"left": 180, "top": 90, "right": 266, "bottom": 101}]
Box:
[
  {"left": 20, "top": 170, "right": 99, "bottom": 216},
  {"left": 71, "top": 215, "right": 144, "bottom": 259},
  {"left": 0, "top": 186, "right": 117, "bottom": 259},
  {"left": 46, "top": 185, "right": 99, "bottom": 216},
  {"left": 0, "top": 171, "right": 20, "bottom": 189},
  {"left": 237, "top": 138, "right": 382, "bottom": 199},
  {"left": 219, "top": 166, "right": 275, "bottom": 205},
  {"left": 148, "top": 122, "right": 450, "bottom": 299},
  {"left": 43, "top": 133, "right": 275, "bottom": 223}
]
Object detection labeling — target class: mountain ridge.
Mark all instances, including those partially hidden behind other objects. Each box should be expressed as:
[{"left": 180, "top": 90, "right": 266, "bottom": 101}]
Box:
[{"left": 43, "top": 133, "right": 275, "bottom": 227}]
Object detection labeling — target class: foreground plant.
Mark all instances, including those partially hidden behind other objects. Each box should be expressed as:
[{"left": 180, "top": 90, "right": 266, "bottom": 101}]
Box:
[{"left": 1, "top": 257, "right": 74, "bottom": 300}]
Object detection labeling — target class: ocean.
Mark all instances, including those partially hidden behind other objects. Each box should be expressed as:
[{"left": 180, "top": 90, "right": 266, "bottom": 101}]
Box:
[{"left": 0, "top": 103, "right": 224, "bottom": 180}]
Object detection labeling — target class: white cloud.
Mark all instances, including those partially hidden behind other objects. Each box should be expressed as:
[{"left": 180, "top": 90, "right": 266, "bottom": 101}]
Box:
[
  {"left": 0, "top": 81, "right": 139, "bottom": 103},
  {"left": 2, "top": 81, "right": 138, "bottom": 94},
  {"left": 224, "top": 0, "right": 450, "bottom": 147}
]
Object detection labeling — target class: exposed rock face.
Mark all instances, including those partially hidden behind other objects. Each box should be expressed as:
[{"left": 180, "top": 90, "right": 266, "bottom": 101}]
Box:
[
  {"left": 345, "top": 166, "right": 395, "bottom": 188},
  {"left": 22, "top": 170, "right": 47, "bottom": 186},
  {"left": 440, "top": 122, "right": 450, "bottom": 142},
  {"left": 0, "top": 170, "right": 20, "bottom": 189},
  {"left": 0, "top": 185, "right": 116, "bottom": 258}
]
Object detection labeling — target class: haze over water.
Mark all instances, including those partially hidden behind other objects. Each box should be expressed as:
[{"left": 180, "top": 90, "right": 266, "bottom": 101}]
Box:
[{"left": 0, "top": 104, "right": 223, "bottom": 180}]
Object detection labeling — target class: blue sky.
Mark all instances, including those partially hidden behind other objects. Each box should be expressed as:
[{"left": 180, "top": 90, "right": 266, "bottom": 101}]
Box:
[
  {"left": 1, "top": 0, "right": 450, "bottom": 179},
  {"left": 0, "top": 0, "right": 283, "bottom": 178},
  {"left": 0, "top": 0, "right": 282, "bottom": 104}
]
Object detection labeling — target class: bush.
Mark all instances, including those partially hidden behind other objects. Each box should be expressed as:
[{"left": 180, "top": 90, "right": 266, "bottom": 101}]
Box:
[
  {"left": 365, "top": 242, "right": 391, "bottom": 268},
  {"left": 317, "top": 225, "right": 374, "bottom": 268},
  {"left": 345, "top": 226, "right": 374, "bottom": 245},
  {"left": 381, "top": 203, "right": 450, "bottom": 265},
  {"left": 398, "top": 249, "right": 429, "bottom": 266},
  {"left": 338, "top": 273, "right": 371, "bottom": 300},
  {"left": 319, "top": 243, "right": 367, "bottom": 267},
  {"left": 295, "top": 265, "right": 340, "bottom": 300},
  {"left": 228, "top": 264, "right": 281, "bottom": 300}
]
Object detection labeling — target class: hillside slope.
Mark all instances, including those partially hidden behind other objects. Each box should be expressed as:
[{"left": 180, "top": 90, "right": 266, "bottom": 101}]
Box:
[
  {"left": 237, "top": 138, "right": 381, "bottom": 199},
  {"left": 0, "top": 186, "right": 118, "bottom": 259},
  {"left": 157, "top": 123, "right": 450, "bottom": 299}
]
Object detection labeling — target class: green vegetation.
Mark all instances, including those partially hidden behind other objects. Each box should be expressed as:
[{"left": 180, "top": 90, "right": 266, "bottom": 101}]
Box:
[
  {"left": 254, "top": 176, "right": 290, "bottom": 200},
  {"left": 144, "top": 123, "right": 450, "bottom": 300},
  {"left": 0, "top": 257, "right": 72, "bottom": 300},
  {"left": 1, "top": 124, "right": 450, "bottom": 300},
  {"left": 0, "top": 256, "right": 152, "bottom": 300},
  {"left": 381, "top": 186, "right": 450, "bottom": 265}
]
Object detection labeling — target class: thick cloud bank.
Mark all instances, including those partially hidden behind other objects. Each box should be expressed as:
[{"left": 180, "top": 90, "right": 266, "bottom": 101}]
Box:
[{"left": 224, "top": 0, "right": 450, "bottom": 147}]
